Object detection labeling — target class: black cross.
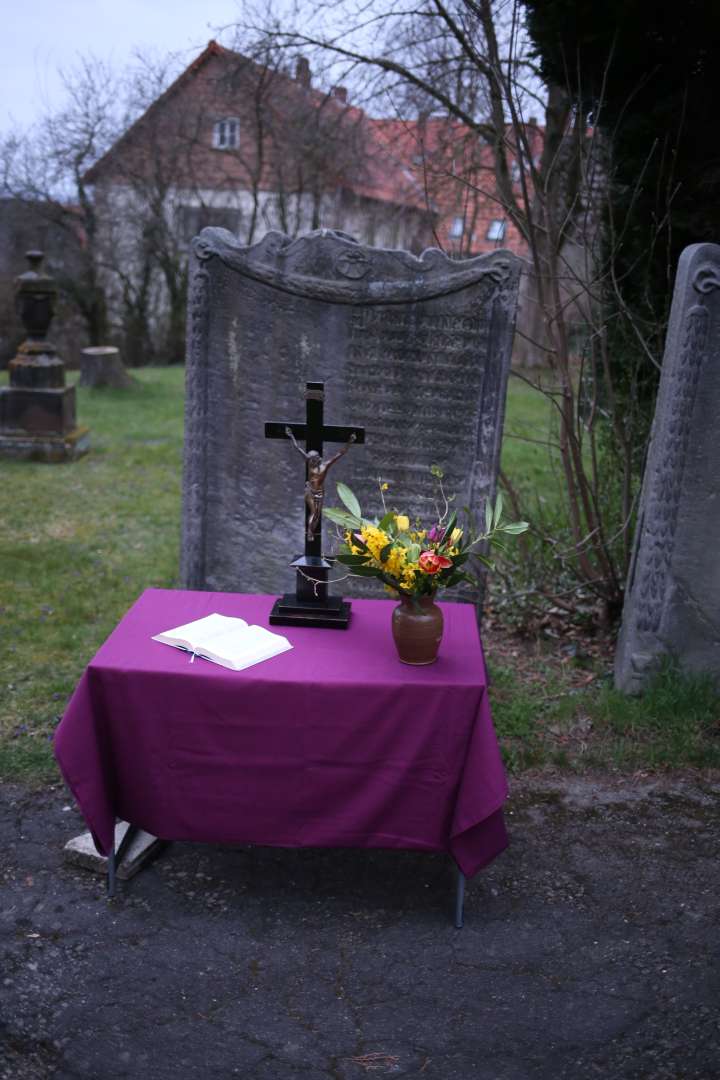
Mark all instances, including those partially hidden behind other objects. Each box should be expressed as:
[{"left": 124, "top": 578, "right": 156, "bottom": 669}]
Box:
[
  {"left": 265, "top": 381, "right": 365, "bottom": 559},
  {"left": 264, "top": 381, "right": 365, "bottom": 628}
]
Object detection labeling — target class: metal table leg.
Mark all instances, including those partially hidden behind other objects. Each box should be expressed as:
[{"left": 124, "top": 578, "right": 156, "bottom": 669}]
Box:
[
  {"left": 454, "top": 869, "right": 466, "bottom": 929},
  {"left": 106, "top": 824, "right": 138, "bottom": 898},
  {"left": 106, "top": 844, "right": 116, "bottom": 898}
]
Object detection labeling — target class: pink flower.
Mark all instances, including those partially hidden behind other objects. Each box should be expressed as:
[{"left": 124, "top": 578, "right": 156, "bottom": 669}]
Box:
[
  {"left": 427, "top": 525, "right": 445, "bottom": 543},
  {"left": 419, "top": 551, "right": 453, "bottom": 574}
]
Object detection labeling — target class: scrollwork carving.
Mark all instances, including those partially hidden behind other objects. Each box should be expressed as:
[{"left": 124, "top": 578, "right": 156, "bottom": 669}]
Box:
[
  {"left": 692, "top": 263, "right": 720, "bottom": 294},
  {"left": 190, "top": 227, "right": 518, "bottom": 305}
]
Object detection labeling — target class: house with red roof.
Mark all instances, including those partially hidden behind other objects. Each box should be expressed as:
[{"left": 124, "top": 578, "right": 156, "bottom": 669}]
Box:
[
  {"left": 86, "top": 40, "right": 533, "bottom": 261},
  {"left": 83, "top": 40, "right": 542, "bottom": 361}
]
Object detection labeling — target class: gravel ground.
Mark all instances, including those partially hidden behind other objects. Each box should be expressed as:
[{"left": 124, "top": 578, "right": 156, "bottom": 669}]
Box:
[{"left": 1, "top": 774, "right": 719, "bottom": 1080}]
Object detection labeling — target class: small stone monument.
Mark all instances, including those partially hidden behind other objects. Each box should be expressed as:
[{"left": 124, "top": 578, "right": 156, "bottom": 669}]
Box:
[
  {"left": 0, "top": 251, "right": 89, "bottom": 461},
  {"left": 615, "top": 243, "right": 720, "bottom": 692},
  {"left": 79, "top": 345, "right": 134, "bottom": 389},
  {"left": 181, "top": 228, "right": 522, "bottom": 598}
]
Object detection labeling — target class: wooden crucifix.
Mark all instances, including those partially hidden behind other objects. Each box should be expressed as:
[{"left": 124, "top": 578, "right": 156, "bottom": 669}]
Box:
[{"left": 265, "top": 381, "right": 364, "bottom": 628}]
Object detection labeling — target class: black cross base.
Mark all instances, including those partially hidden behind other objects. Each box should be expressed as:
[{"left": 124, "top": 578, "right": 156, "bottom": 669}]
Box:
[
  {"left": 269, "top": 556, "right": 351, "bottom": 628},
  {"left": 265, "top": 382, "right": 364, "bottom": 629}
]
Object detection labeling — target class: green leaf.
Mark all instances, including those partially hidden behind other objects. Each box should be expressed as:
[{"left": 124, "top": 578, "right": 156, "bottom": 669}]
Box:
[
  {"left": 430, "top": 464, "right": 444, "bottom": 479},
  {"left": 484, "top": 498, "right": 493, "bottom": 533},
  {"left": 378, "top": 510, "right": 396, "bottom": 532},
  {"left": 324, "top": 507, "right": 361, "bottom": 530},
  {"left": 337, "top": 553, "right": 372, "bottom": 567},
  {"left": 379, "top": 542, "right": 394, "bottom": 563},
  {"left": 502, "top": 521, "right": 529, "bottom": 534},
  {"left": 493, "top": 490, "right": 504, "bottom": 528},
  {"left": 336, "top": 482, "right": 362, "bottom": 520},
  {"left": 441, "top": 511, "right": 457, "bottom": 544},
  {"left": 349, "top": 565, "right": 383, "bottom": 578}
]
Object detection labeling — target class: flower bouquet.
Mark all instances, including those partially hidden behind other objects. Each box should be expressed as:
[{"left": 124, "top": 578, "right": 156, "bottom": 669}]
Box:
[{"left": 324, "top": 467, "right": 528, "bottom": 664}]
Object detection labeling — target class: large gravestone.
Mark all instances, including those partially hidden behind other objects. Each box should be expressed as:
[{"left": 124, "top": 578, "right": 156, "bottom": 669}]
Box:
[
  {"left": 181, "top": 229, "right": 521, "bottom": 598},
  {"left": 615, "top": 243, "right": 720, "bottom": 692}
]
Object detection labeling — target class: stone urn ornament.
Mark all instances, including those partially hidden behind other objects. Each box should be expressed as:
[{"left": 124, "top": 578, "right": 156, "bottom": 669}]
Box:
[{"left": 0, "top": 251, "right": 89, "bottom": 461}]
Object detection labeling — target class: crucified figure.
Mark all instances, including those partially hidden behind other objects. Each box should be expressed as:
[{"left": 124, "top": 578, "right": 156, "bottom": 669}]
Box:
[{"left": 286, "top": 426, "right": 356, "bottom": 541}]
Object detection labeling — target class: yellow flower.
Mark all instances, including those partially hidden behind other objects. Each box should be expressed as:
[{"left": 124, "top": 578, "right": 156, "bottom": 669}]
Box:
[
  {"left": 360, "top": 525, "right": 392, "bottom": 562},
  {"left": 381, "top": 483, "right": 389, "bottom": 491},
  {"left": 396, "top": 514, "right": 410, "bottom": 532},
  {"left": 450, "top": 527, "right": 463, "bottom": 544}
]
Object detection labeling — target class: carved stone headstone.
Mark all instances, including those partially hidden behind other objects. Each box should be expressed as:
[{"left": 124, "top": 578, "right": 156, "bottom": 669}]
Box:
[
  {"left": 181, "top": 229, "right": 521, "bottom": 598},
  {"left": 615, "top": 243, "right": 720, "bottom": 692}
]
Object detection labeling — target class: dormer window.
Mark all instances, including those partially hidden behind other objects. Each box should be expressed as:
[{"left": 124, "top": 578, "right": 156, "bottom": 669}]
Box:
[{"left": 213, "top": 118, "right": 239, "bottom": 150}]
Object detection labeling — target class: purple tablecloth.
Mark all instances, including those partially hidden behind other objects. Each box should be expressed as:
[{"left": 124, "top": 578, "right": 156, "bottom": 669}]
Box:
[{"left": 54, "top": 589, "right": 509, "bottom": 877}]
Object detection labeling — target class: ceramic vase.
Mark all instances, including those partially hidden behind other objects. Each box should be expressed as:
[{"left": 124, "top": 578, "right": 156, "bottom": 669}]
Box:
[{"left": 391, "top": 595, "right": 443, "bottom": 665}]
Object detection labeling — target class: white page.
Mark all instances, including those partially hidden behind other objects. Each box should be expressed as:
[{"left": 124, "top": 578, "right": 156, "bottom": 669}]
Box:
[
  {"left": 152, "top": 613, "right": 248, "bottom": 649},
  {"left": 199, "top": 624, "right": 292, "bottom": 671}
]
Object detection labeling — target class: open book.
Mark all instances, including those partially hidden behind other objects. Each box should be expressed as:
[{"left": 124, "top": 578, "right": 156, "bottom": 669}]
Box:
[{"left": 152, "top": 612, "right": 292, "bottom": 672}]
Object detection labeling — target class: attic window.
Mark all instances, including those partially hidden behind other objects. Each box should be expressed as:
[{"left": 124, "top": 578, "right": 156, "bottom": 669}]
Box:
[
  {"left": 486, "top": 219, "right": 506, "bottom": 241},
  {"left": 450, "top": 216, "right": 464, "bottom": 238},
  {"left": 213, "top": 118, "right": 239, "bottom": 150}
]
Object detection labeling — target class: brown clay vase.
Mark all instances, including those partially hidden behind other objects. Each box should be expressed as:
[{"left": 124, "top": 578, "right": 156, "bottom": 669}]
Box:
[{"left": 391, "top": 595, "right": 444, "bottom": 665}]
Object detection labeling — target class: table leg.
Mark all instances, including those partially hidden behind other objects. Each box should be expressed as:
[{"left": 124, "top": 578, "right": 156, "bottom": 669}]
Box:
[
  {"left": 106, "top": 844, "right": 116, "bottom": 898},
  {"left": 454, "top": 869, "right": 466, "bottom": 929},
  {"left": 106, "top": 824, "right": 138, "bottom": 898}
]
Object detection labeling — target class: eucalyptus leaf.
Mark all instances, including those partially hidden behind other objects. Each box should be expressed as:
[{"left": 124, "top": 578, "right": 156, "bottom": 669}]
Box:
[
  {"left": 502, "top": 521, "right": 529, "bottom": 534},
  {"left": 337, "top": 553, "right": 372, "bottom": 567},
  {"left": 493, "top": 490, "right": 504, "bottom": 528},
  {"left": 324, "top": 507, "right": 361, "bottom": 530},
  {"left": 442, "top": 511, "right": 457, "bottom": 544},
  {"left": 484, "top": 499, "right": 493, "bottom": 533},
  {"left": 336, "top": 482, "right": 362, "bottom": 520}
]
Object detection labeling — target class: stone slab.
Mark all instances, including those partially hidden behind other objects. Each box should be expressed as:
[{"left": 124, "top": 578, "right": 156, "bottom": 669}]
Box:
[
  {"left": 63, "top": 821, "right": 165, "bottom": 880},
  {"left": 181, "top": 228, "right": 522, "bottom": 600},
  {"left": 0, "top": 425, "right": 90, "bottom": 462},
  {"left": 615, "top": 242, "right": 720, "bottom": 692}
]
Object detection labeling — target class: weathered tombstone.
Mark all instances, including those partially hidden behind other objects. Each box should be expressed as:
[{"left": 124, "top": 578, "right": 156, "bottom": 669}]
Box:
[
  {"left": 181, "top": 228, "right": 522, "bottom": 599},
  {"left": 0, "top": 251, "right": 89, "bottom": 461},
  {"left": 615, "top": 243, "right": 720, "bottom": 692},
  {"left": 79, "top": 345, "right": 134, "bottom": 389}
]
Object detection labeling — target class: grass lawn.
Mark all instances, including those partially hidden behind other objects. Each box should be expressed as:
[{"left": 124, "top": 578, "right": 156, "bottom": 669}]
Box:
[{"left": 1, "top": 367, "right": 718, "bottom": 782}]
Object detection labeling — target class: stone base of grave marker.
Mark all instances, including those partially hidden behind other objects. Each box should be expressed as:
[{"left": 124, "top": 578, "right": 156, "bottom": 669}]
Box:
[
  {"left": 0, "top": 425, "right": 90, "bottom": 462},
  {"left": 64, "top": 822, "right": 165, "bottom": 881}
]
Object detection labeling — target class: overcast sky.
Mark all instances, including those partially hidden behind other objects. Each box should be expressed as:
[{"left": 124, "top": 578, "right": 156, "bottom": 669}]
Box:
[{"left": 0, "top": 0, "right": 246, "bottom": 131}]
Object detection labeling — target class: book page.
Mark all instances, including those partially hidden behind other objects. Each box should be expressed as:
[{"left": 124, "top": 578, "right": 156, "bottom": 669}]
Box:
[
  {"left": 152, "top": 613, "right": 248, "bottom": 650},
  {"left": 200, "top": 624, "right": 292, "bottom": 671}
]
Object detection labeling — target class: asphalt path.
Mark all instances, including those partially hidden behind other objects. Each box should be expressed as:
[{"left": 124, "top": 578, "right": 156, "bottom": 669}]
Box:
[{"left": 1, "top": 775, "right": 719, "bottom": 1079}]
